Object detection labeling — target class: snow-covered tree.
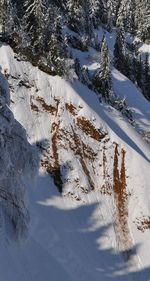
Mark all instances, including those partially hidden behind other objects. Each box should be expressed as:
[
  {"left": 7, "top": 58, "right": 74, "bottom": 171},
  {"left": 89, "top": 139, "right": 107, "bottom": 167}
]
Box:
[
  {"left": 0, "top": 0, "right": 13, "bottom": 34},
  {"left": 106, "top": 1, "right": 114, "bottom": 31},
  {"left": 63, "top": 58, "right": 77, "bottom": 81},
  {"left": 113, "top": 26, "right": 126, "bottom": 73},
  {"left": 82, "top": 0, "right": 94, "bottom": 41},
  {"left": 134, "top": 54, "right": 143, "bottom": 88},
  {"left": 90, "top": 0, "right": 104, "bottom": 28},
  {"left": 135, "top": 0, "right": 150, "bottom": 42},
  {"left": 0, "top": 0, "right": 5, "bottom": 33},
  {"left": 127, "top": 0, "right": 136, "bottom": 34},
  {"left": 81, "top": 67, "right": 92, "bottom": 89},
  {"left": 66, "top": 0, "right": 83, "bottom": 33},
  {"left": 143, "top": 54, "right": 150, "bottom": 99},
  {"left": 112, "top": 96, "right": 133, "bottom": 122},
  {"left": 23, "top": 0, "right": 48, "bottom": 45},
  {"left": 74, "top": 58, "right": 82, "bottom": 80},
  {"left": 93, "top": 36, "right": 113, "bottom": 101}
]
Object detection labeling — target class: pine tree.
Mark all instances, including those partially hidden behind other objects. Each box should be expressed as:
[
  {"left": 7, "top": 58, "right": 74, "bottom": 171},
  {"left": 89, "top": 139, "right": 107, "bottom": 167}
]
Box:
[
  {"left": 74, "top": 58, "right": 82, "bottom": 80},
  {"left": 90, "top": 0, "right": 105, "bottom": 28},
  {"left": 47, "top": 33, "right": 65, "bottom": 76},
  {"left": 82, "top": 0, "right": 93, "bottom": 41},
  {"left": 134, "top": 54, "right": 143, "bottom": 88},
  {"left": 113, "top": 26, "right": 126, "bottom": 74},
  {"left": 107, "top": 0, "right": 118, "bottom": 31},
  {"left": 143, "top": 54, "right": 150, "bottom": 99},
  {"left": 23, "top": 0, "right": 48, "bottom": 46},
  {"left": 48, "top": 7, "right": 68, "bottom": 74},
  {"left": 127, "top": 0, "right": 136, "bottom": 34},
  {"left": 0, "top": 0, "right": 10, "bottom": 34},
  {"left": 81, "top": 67, "right": 92, "bottom": 89},
  {"left": 116, "top": 0, "right": 135, "bottom": 33},
  {"left": 135, "top": 0, "right": 150, "bottom": 42},
  {"left": 93, "top": 37, "right": 113, "bottom": 101},
  {"left": 0, "top": 0, "right": 5, "bottom": 33},
  {"left": 66, "top": 0, "right": 83, "bottom": 33},
  {"left": 124, "top": 51, "right": 132, "bottom": 79}
]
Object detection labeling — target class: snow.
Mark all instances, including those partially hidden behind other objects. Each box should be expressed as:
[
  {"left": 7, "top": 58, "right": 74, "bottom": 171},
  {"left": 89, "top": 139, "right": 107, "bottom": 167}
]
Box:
[
  {"left": 112, "top": 68, "right": 150, "bottom": 135},
  {"left": 126, "top": 33, "right": 150, "bottom": 63},
  {"left": 70, "top": 32, "right": 150, "bottom": 139},
  {"left": 0, "top": 66, "right": 37, "bottom": 242},
  {"left": 138, "top": 42, "right": 150, "bottom": 54},
  {"left": 0, "top": 42, "right": 150, "bottom": 280}
]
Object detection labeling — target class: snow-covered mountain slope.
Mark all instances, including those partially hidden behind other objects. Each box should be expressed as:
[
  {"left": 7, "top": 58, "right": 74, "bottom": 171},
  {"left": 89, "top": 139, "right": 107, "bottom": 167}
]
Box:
[
  {"left": 0, "top": 43, "right": 150, "bottom": 281},
  {"left": 70, "top": 32, "right": 150, "bottom": 141},
  {"left": 0, "top": 65, "right": 36, "bottom": 243}
]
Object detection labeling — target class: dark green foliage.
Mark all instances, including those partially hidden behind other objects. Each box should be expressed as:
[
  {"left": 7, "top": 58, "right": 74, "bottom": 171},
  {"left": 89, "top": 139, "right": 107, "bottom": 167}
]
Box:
[
  {"left": 93, "top": 37, "right": 113, "bottom": 101},
  {"left": 66, "top": 0, "right": 83, "bottom": 33},
  {"left": 0, "top": 0, "right": 149, "bottom": 94},
  {"left": 135, "top": 0, "right": 150, "bottom": 43},
  {"left": 81, "top": 67, "right": 92, "bottom": 89},
  {"left": 74, "top": 58, "right": 82, "bottom": 79},
  {"left": 113, "top": 27, "right": 126, "bottom": 73},
  {"left": 114, "top": 27, "right": 133, "bottom": 79},
  {"left": 133, "top": 55, "right": 143, "bottom": 88},
  {"left": 143, "top": 54, "right": 150, "bottom": 100}
]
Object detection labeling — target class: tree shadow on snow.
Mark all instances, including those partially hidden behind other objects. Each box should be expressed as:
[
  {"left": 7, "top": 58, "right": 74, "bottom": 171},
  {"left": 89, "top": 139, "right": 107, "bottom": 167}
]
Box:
[
  {"left": 71, "top": 81, "right": 150, "bottom": 163},
  {"left": 23, "top": 172, "right": 150, "bottom": 281}
]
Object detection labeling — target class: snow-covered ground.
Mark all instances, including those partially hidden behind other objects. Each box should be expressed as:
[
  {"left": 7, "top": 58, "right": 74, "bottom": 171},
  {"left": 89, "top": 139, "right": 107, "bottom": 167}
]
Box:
[
  {"left": 70, "top": 30, "right": 150, "bottom": 140},
  {"left": 0, "top": 43, "right": 150, "bottom": 281}
]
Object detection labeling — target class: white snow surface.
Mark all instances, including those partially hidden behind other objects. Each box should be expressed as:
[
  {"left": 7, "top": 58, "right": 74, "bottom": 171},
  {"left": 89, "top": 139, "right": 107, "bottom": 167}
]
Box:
[{"left": 0, "top": 43, "right": 150, "bottom": 281}]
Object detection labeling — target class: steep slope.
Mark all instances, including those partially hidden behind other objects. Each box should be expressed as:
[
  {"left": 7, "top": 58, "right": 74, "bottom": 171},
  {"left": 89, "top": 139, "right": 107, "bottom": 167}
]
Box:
[
  {"left": 0, "top": 43, "right": 150, "bottom": 281},
  {"left": 70, "top": 29, "right": 150, "bottom": 142},
  {"left": 0, "top": 62, "right": 37, "bottom": 242}
]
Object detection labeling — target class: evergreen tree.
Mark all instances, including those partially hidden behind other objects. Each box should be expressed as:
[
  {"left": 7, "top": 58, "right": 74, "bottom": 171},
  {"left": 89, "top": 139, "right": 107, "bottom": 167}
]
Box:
[
  {"left": 0, "top": 0, "right": 11, "bottom": 34},
  {"left": 82, "top": 0, "right": 94, "bottom": 41},
  {"left": 143, "top": 54, "right": 150, "bottom": 99},
  {"left": 114, "top": 26, "right": 133, "bottom": 79},
  {"left": 124, "top": 51, "right": 132, "bottom": 79},
  {"left": 81, "top": 67, "right": 92, "bottom": 89},
  {"left": 134, "top": 54, "right": 143, "bottom": 88},
  {"left": 113, "top": 26, "right": 126, "bottom": 73},
  {"left": 116, "top": 0, "right": 135, "bottom": 33},
  {"left": 90, "top": 0, "right": 104, "bottom": 28},
  {"left": 127, "top": 0, "right": 136, "bottom": 34},
  {"left": 74, "top": 58, "right": 82, "bottom": 80},
  {"left": 46, "top": 8, "right": 68, "bottom": 75},
  {"left": 107, "top": 0, "right": 118, "bottom": 31},
  {"left": 47, "top": 33, "right": 65, "bottom": 76},
  {"left": 23, "top": 0, "right": 48, "bottom": 46},
  {"left": 114, "top": 0, "right": 122, "bottom": 26},
  {"left": 135, "top": 0, "right": 150, "bottom": 42},
  {"left": 0, "top": 0, "right": 5, "bottom": 33},
  {"left": 93, "top": 37, "right": 113, "bottom": 101},
  {"left": 66, "top": 0, "right": 83, "bottom": 33}
]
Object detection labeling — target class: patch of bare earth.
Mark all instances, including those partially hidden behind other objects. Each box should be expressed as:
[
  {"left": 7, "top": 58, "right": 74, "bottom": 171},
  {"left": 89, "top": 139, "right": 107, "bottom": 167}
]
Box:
[
  {"left": 113, "top": 143, "right": 131, "bottom": 256},
  {"left": 65, "top": 103, "right": 77, "bottom": 116},
  {"left": 100, "top": 147, "right": 112, "bottom": 195},
  {"left": 77, "top": 117, "right": 106, "bottom": 141},
  {"left": 68, "top": 126, "right": 96, "bottom": 191},
  {"left": 61, "top": 126, "right": 97, "bottom": 191},
  {"left": 30, "top": 96, "right": 39, "bottom": 112},
  {"left": 41, "top": 121, "right": 63, "bottom": 193},
  {"left": 134, "top": 217, "right": 150, "bottom": 232},
  {"left": 40, "top": 107, "right": 111, "bottom": 194},
  {"left": 36, "top": 96, "right": 57, "bottom": 114},
  {"left": 30, "top": 95, "right": 60, "bottom": 115},
  {"left": 101, "top": 184, "right": 112, "bottom": 195},
  {"left": 41, "top": 98, "right": 63, "bottom": 192}
]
